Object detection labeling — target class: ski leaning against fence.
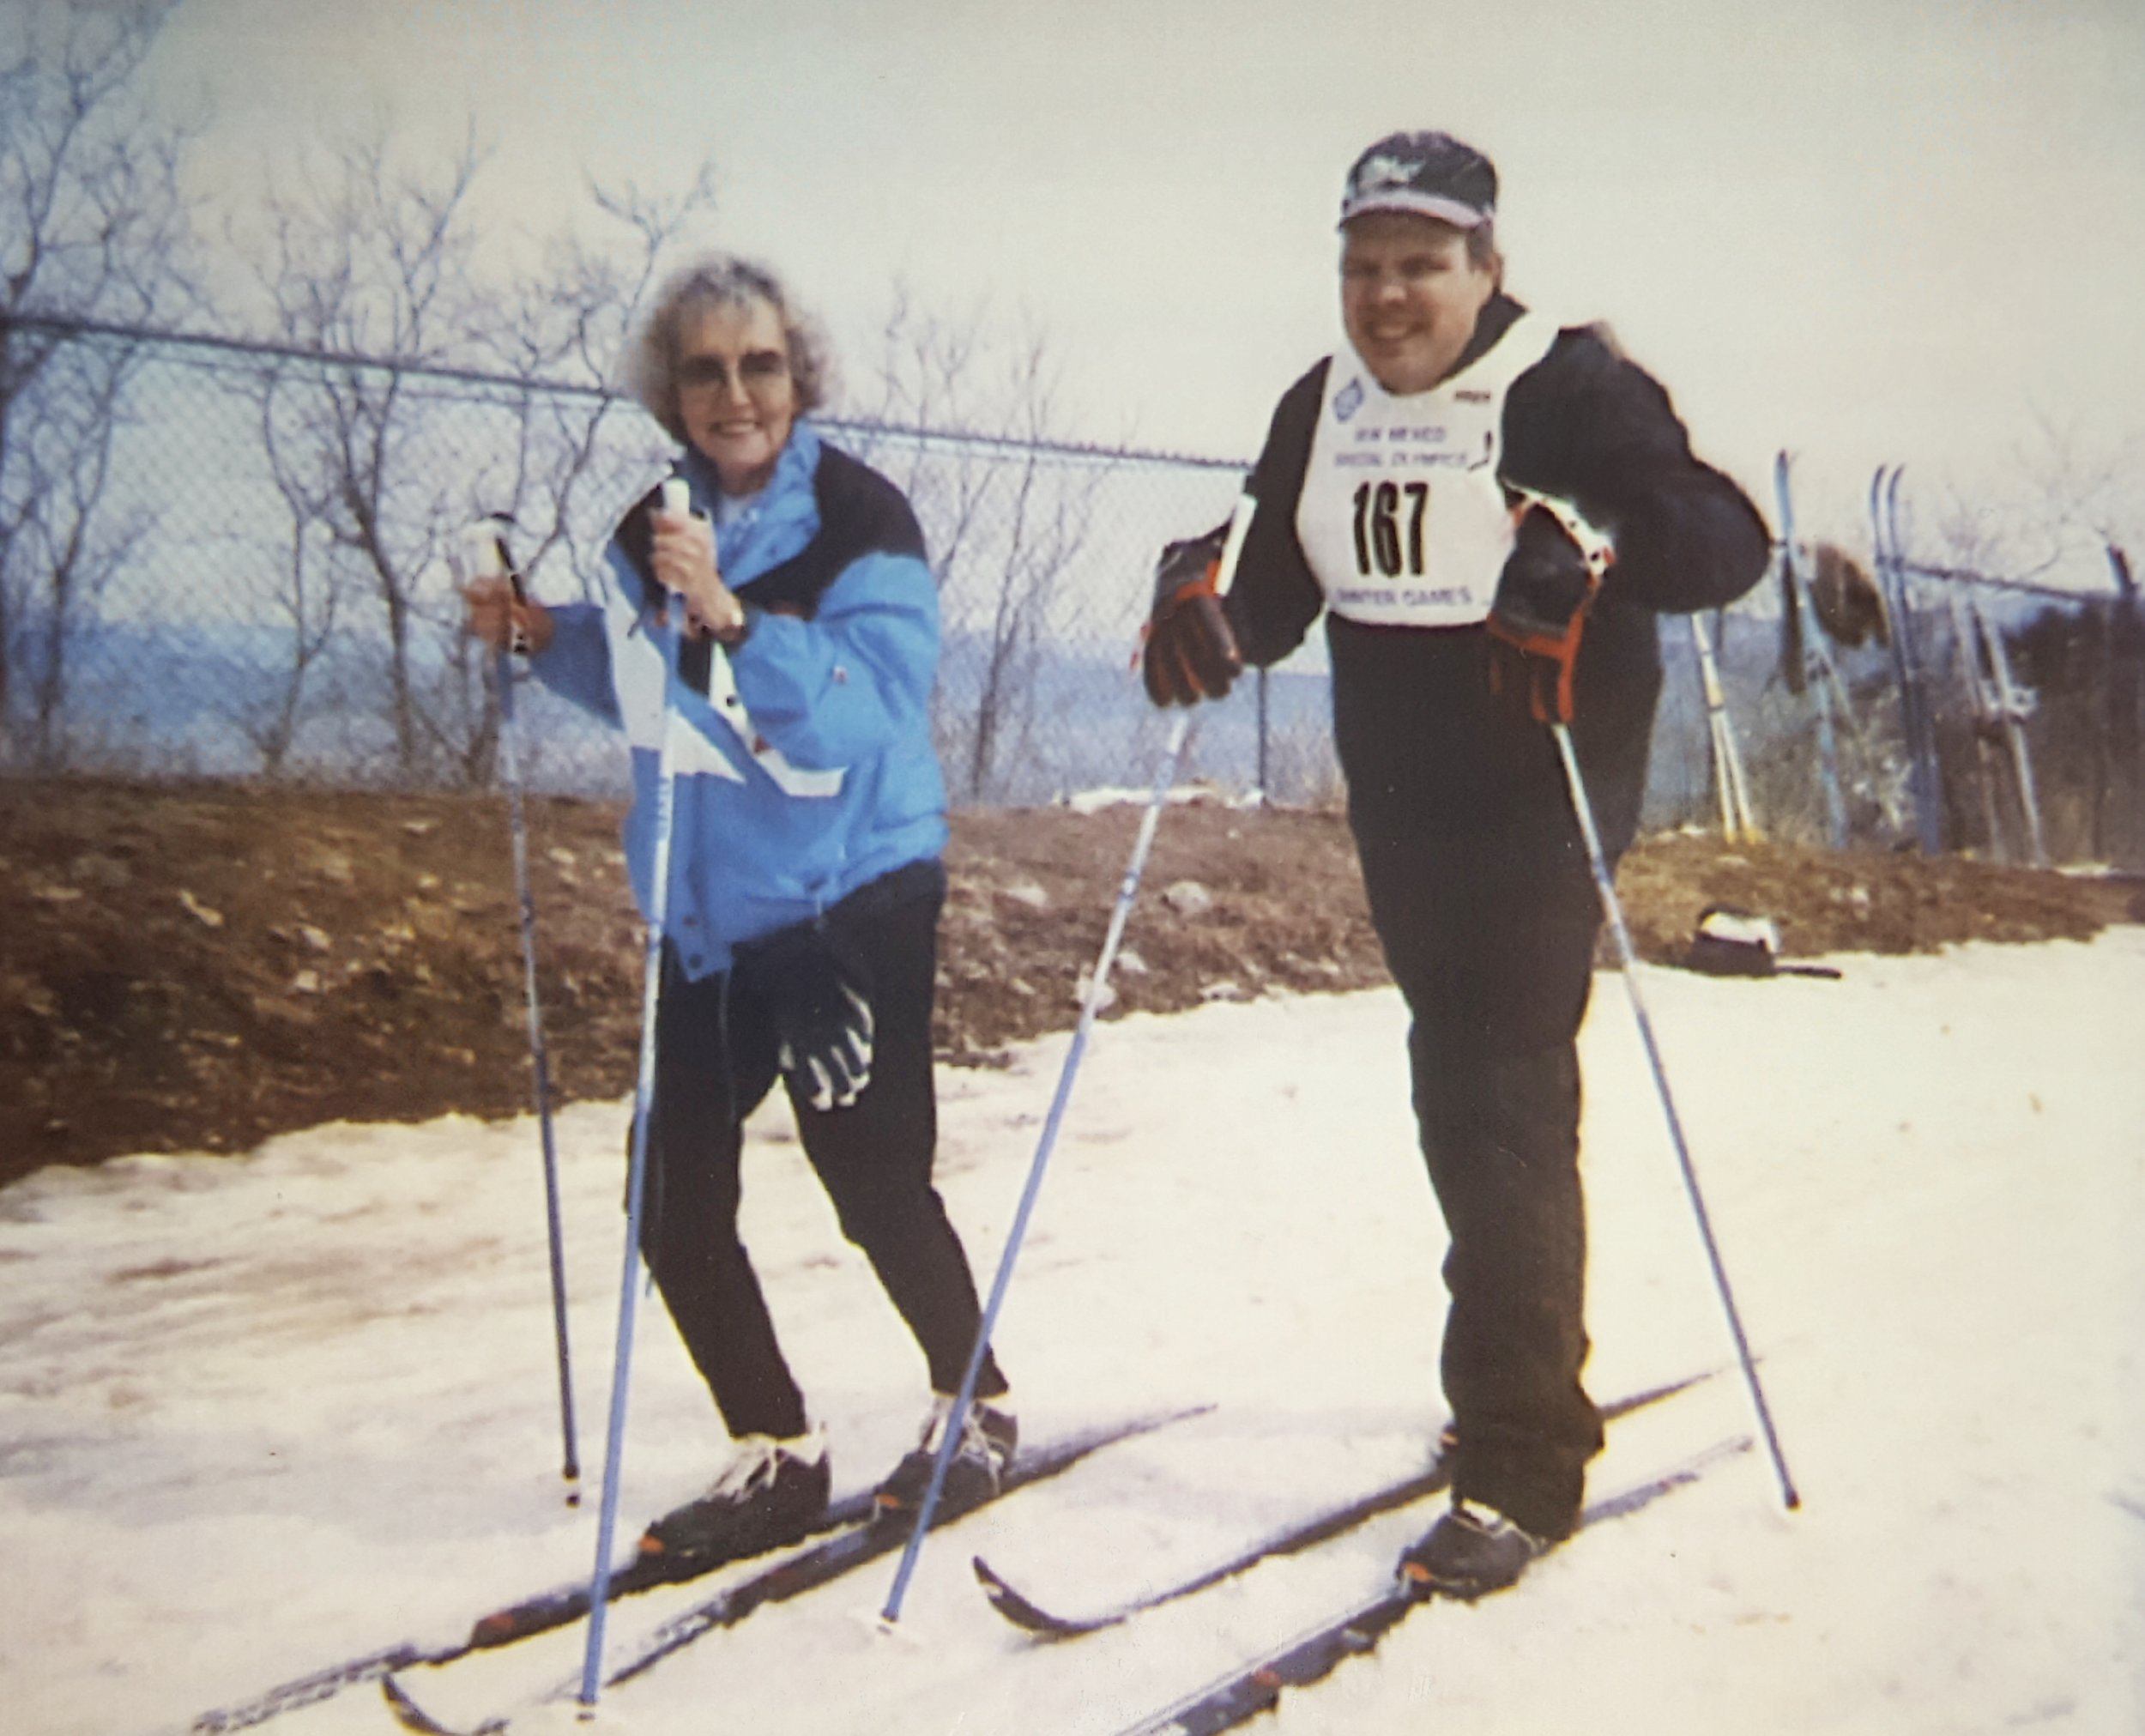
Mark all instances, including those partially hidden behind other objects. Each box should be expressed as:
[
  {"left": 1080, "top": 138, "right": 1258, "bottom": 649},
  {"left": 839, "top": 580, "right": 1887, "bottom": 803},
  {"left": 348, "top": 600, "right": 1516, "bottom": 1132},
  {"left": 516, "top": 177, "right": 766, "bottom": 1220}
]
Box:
[
  {"left": 1869, "top": 463, "right": 1946, "bottom": 855},
  {"left": 1687, "top": 609, "right": 1759, "bottom": 844}
]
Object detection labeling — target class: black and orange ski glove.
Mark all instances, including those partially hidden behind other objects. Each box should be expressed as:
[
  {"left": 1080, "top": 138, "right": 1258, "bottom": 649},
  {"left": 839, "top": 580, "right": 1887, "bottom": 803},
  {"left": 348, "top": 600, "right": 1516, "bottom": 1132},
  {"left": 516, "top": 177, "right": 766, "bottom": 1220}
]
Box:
[
  {"left": 1485, "top": 498, "right": 1615, "bottom": 725},
  {"left": 1140, "top": 525, "right": 1243, "bottom": 707}
]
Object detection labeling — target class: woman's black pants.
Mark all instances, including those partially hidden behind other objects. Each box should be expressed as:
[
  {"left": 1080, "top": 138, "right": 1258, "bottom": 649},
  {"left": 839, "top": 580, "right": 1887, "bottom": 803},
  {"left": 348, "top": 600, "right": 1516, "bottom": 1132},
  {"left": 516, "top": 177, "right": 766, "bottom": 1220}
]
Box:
[{"left": 638, "top": 863, "right": 1006, "bottom": 1443}]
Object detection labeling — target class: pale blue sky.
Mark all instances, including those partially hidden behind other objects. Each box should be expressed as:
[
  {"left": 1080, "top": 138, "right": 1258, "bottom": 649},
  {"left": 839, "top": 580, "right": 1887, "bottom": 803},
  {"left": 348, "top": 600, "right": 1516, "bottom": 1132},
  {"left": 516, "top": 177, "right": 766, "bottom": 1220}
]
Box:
[{"left": 144, "top": 0, "right": 2145, "bottom": 564}]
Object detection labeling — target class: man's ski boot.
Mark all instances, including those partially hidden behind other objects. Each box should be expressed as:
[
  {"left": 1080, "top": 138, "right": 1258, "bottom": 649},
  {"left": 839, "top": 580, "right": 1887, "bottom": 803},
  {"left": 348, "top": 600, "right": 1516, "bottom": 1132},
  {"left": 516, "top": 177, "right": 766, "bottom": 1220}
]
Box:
[
  {"left": 874, "top": 1394, "right": 1018, "bottom": 1520},
  {"left": 638, "top": 1428, "right": 831, "bottom": 1570},
  {"left": 1399, "top": 1496, "right": 1546, "bottom": 1600}
]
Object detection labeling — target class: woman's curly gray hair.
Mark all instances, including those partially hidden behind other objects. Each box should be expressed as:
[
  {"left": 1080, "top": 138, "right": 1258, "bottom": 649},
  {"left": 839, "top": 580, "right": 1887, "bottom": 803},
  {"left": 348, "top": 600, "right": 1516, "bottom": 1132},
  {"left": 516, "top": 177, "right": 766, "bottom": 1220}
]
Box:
[{"left": 624, "top": 254, "right": 832, "bottom": 444}]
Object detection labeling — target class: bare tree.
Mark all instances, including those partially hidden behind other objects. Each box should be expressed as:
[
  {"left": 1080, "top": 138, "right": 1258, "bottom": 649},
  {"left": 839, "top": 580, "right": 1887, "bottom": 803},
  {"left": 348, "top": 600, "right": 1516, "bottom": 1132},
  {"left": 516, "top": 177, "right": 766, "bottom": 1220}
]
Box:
[
  {"left": 0, "top": 0, "right": 198, "bottom": 767},
  {"left": 2014, "top": 413, "right": 2145, "bottom": 558},
  {"left": 447, "top": 166, "right": 718, "bottom": 785},
  {"left": 851, "top": 286, "right": 1108, "bottom": 801},
  {"left": 239, "top": 459, "right": 343, "bottom": 777},
  {"left": 469, "top": 166, "right": 717, "bottom": 593},
  {"left": 235, "top": 124, "right": 490, "bottom": 781},
  {"left": 233, "top": 125, "right": 714, "bottom": 783}
]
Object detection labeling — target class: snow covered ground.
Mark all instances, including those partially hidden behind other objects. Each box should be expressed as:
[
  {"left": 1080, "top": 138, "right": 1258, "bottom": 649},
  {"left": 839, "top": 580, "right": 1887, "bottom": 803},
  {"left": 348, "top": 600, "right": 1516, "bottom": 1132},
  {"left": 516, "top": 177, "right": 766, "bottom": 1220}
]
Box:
[{"left": 3, "top": 928, "right": 2142, "bottom": 1736}]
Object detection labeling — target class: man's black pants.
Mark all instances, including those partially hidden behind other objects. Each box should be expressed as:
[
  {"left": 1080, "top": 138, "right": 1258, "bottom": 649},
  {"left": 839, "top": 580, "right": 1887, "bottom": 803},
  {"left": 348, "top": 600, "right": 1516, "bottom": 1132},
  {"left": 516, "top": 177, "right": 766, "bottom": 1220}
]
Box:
[
  {"left": 639, "top": 862, "right": 1006, "bottom": 1443},
  {"left": 1356, "top": 814, "right": 1608, "bottom": 1540}
]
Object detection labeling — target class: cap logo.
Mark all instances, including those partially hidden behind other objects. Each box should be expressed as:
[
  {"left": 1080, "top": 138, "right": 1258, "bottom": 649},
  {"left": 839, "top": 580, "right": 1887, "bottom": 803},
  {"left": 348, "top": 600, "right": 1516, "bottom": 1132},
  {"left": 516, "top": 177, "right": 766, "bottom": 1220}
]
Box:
[{"left": 1356, "top": 153, "right": 1417, "bottom": 193}]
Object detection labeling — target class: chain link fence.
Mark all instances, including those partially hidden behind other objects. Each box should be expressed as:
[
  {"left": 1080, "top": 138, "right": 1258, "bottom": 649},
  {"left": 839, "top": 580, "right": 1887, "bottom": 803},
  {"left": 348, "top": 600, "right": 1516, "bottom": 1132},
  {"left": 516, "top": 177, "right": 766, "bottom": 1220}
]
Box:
[
  {"left": 0, "top": 313, "right": 1322, "bottom": 804},
  {"left": 4, "top": 314, "right": 2140, "bottom": 862},
  {"left": 1647, "top": 540, "right": 2145, "bottom": 869}
]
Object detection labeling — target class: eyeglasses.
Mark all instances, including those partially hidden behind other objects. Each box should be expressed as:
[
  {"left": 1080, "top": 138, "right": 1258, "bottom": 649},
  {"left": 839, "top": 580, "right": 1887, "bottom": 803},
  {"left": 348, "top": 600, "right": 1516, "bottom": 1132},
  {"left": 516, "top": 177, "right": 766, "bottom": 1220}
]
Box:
[{"left": 676, "top": 349, "right": 790, "bottom": 394}]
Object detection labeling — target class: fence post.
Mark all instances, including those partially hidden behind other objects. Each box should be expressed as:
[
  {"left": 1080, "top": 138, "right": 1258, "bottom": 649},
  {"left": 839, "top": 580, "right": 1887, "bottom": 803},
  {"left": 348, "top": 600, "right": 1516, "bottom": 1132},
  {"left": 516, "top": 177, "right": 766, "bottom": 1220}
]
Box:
[{"left": 2108, "top": 547, "right": 2143, "bottom": 862}]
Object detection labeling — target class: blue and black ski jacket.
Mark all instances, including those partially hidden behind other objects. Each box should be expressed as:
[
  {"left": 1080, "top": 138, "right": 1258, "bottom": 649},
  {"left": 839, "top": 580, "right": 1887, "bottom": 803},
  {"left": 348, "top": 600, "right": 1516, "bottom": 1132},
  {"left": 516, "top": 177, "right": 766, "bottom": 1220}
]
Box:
[{"left": 529, "top": 421, "right": 946, "bottom": 980}]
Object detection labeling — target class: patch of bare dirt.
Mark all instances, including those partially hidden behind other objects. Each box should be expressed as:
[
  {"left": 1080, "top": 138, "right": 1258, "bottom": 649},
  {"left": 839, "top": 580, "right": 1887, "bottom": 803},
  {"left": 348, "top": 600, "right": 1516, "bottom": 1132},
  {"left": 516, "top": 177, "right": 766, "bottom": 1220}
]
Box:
[{"left": 3, "top": 777, "right": 2136, "bottom": 1190}]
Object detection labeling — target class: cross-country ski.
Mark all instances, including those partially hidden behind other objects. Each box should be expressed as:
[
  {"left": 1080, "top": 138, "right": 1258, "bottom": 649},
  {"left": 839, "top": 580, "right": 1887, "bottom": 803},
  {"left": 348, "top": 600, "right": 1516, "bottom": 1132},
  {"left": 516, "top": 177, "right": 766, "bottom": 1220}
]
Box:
[
  {"left": 1108, "top": 1433, "right": 1755, "bottom": 1736},
  {"left": 165, "top": 1406, "right": 1197, "bottom": 1734},
  {"left": 971, "top": 1367, "right": 1713, "bottom": 1638},
  {"left": 373, "top": 1404, "right": 1206, "bottom": 1736}
]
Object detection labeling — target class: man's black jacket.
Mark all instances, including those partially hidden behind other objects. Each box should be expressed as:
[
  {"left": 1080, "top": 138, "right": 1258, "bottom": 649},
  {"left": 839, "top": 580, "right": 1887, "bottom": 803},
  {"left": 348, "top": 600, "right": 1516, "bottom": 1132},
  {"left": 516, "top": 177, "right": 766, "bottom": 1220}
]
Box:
[{"left": 1228, "top": 293, "right": 1771, "bottom": 856}]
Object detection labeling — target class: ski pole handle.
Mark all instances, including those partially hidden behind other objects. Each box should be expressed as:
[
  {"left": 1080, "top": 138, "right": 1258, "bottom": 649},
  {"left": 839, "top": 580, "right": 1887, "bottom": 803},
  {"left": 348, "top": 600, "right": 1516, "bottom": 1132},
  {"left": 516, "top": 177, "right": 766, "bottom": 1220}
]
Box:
[
  {"left": 462, "top": 517, "right": 531, "bottom": 653},
  {"left": 1210, "top": 491, "right": 1257, "bottom": 601},
  {"left": 655, "top": 474, "right": 743, "bottom": 644},
  {"left": 461, "top": 521, "right": 503, "bottom": 581}
]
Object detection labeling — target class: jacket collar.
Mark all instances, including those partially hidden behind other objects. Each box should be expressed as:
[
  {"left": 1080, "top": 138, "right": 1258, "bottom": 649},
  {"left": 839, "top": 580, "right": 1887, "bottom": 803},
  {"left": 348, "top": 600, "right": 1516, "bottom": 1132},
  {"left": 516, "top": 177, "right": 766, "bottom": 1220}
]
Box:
[
  {"left": 1448, "top": 290, "right": 1528, "bottom": 378},
  {"left": 678, "top": 420, "right": 824, "bottom": 587}
]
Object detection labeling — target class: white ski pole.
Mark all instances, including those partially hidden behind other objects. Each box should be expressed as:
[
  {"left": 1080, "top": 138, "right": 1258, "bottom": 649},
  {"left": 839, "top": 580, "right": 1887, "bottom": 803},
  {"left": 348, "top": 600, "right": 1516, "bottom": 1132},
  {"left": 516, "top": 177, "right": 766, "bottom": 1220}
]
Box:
[
  {"left": 1976, "top": 597, "right": 2049, "bottom": 868},
  {"left": 578, "top": 473, "right": 693, "bottom": 1708},
  {"left": 878, "top": 490, "right": 1260, "bottom": 1625},
  {"left": 1689, "top": 611, "right": 1758, "bottom": 843},
  {"left": 1550, "top": 721, "right": 1801, "bottom": 1513},
  {"left": 464, "top": 517, "right": 582, "bottom": 1503}
]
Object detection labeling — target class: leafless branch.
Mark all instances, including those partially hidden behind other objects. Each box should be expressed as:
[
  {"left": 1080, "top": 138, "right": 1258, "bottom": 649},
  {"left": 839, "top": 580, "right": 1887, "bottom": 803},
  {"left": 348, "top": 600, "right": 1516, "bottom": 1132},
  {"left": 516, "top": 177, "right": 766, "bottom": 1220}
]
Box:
[{"left": 1, "top": 0, "right": 199, "bottom": 766}]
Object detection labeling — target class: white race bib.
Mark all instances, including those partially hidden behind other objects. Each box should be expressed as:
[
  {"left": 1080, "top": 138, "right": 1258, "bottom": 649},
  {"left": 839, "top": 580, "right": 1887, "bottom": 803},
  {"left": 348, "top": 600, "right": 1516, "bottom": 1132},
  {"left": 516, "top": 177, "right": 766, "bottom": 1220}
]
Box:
[{"left": 1296, "top": 313, "right": 1561, "bottom": 627}]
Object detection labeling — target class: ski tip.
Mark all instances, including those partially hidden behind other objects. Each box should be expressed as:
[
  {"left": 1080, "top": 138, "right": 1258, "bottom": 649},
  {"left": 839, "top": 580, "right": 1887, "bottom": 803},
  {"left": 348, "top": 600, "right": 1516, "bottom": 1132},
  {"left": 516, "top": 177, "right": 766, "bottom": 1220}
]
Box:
[
  {"left": 1599, "top": 1364, "right": 1719, "bottom": 1422},
  {"left": 381, "top": 1673, "right": 479, "bottom": 1736},
  {"left": 970, "top": 1556, "right": 1098, "bottom": 1638},
  {"left": 383, "top": 1669, "right": 536, "bottom": 1735}
]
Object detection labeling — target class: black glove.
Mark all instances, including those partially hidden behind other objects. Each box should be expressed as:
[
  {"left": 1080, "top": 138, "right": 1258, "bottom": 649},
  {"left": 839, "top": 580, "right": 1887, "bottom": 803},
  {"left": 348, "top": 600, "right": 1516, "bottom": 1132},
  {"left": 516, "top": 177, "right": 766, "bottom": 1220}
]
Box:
[
  {"left": 1485, "top": 502, "right": 1610, "bottom": 724},
  {"left": 1140, "top": 524, "right": 1242, "bottom": 707},
  {"left": 739, "top": 921, "right": 874, "bottom": 1111}
]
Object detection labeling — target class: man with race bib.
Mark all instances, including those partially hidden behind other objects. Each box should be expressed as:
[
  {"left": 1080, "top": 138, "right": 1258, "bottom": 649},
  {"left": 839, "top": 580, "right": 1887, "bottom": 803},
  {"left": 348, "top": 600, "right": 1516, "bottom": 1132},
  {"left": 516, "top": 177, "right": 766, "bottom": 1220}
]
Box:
[{"left": 1142, "top": 130, "right": 1768, "bottom": 1598}]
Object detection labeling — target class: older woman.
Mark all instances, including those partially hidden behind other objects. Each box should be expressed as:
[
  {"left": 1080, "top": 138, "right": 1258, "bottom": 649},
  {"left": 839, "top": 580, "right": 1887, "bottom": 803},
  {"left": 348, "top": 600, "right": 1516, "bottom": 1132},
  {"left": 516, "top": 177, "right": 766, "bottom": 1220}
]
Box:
[
  {"left": 1144, "top": 132, "right": 1769, "bottom": 1598},
  {"left": 467, "top": 255, "right": 1011, "bottom": 1567}
]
